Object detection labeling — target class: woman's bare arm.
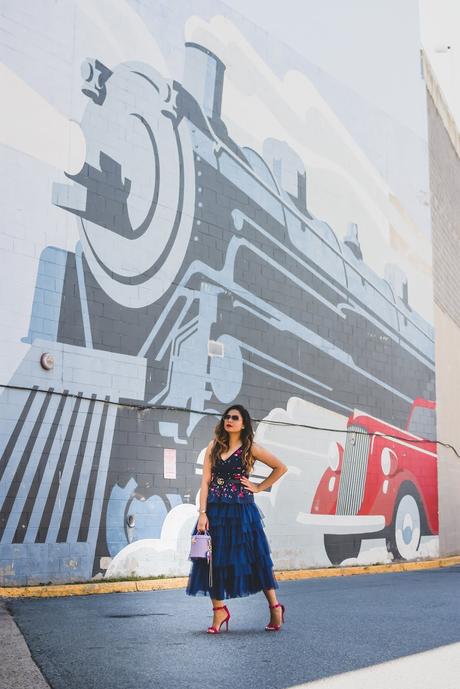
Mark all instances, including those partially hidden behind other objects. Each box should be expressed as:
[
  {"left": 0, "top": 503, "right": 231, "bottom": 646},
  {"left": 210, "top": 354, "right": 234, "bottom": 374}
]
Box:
[
  {"left": 199, "top": 442, "right": 213, "bottom": 511},
  {"left": 240, "top": 443, "right": 287, "bottom": 493}
]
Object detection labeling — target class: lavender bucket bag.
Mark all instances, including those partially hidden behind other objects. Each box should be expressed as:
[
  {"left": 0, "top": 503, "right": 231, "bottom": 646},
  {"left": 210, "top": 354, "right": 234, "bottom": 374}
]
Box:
[{"left": 190, "top": 531, "right": 213, "bottom": 586}]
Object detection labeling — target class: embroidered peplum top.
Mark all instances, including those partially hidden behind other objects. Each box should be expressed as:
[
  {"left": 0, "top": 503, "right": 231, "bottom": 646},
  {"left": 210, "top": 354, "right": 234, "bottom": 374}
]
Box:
[{"left": 207, "top": 446, "right": 255, "bottom": 504}]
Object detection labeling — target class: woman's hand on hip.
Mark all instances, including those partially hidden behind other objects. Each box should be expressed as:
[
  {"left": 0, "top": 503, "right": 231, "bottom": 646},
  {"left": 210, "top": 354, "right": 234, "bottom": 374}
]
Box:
[
  {"left": 239, "top": 476, "right": 260, "bottom": 493},
  {"left": 197, "top": 514, "right": 209, "bottom": 532}
]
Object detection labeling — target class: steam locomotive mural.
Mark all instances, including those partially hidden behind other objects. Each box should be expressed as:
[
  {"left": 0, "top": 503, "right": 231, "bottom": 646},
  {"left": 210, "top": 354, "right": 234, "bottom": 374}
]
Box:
[{"left": 0, "top": 42, "right": 435, "bottom": 582}]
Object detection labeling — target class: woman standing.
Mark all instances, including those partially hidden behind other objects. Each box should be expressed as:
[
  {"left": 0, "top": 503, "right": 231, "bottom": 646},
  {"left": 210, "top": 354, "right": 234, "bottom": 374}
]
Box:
[{"left": 186, "top": 404, "right": 288, "bottom": 633}]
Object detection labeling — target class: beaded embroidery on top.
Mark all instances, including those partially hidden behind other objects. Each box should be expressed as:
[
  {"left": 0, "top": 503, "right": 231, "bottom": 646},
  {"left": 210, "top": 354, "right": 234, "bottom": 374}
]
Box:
[{"left": 208, "top": 447, "right": 254, "bottom": 503}]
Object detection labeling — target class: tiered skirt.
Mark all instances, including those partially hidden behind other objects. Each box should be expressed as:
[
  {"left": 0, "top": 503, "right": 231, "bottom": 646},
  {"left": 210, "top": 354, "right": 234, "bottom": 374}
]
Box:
[{"left": 186, "top": 501, "right": 278, "bottom": 600}]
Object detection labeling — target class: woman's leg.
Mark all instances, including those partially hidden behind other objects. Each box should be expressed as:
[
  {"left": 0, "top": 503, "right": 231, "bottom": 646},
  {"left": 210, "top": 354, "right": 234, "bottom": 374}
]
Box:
[
  {"left": 263, "top": 588, "right": 282, "bottom": 626},
  {"left": 210, "top": 598, "right": 228, "bottom": 629}
]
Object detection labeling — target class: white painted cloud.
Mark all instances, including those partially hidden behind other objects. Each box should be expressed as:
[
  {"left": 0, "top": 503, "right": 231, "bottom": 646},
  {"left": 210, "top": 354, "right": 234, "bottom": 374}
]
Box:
[
  {"left": 341, "top": 536, "right": 439, "bottom": 567},
  {"left": 0, "top": 63, "right": 86, "bottom": 174},
  {"left": 104, "top": 503, "right": 197, "bottom": 579}
]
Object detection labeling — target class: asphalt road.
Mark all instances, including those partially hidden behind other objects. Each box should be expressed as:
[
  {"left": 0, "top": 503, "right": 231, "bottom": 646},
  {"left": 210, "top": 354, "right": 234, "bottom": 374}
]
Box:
[{"left": 6, "top": 566, "right": 460, "bottom": 689}]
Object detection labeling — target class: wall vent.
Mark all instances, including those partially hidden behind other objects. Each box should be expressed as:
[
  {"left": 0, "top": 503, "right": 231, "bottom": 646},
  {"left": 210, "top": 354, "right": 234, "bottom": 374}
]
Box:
[{"left": 208, "top": 339, "right": 224, "bottom": 357}]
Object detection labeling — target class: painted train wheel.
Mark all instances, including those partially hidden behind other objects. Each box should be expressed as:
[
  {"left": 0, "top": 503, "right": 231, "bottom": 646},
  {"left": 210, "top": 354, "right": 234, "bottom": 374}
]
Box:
[{"left": 61, "top": 61, "right": 195, "bottom": 308}]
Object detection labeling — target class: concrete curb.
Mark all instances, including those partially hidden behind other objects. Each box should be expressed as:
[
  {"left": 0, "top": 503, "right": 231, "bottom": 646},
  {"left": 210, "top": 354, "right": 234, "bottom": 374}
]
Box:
[
  {"left": 1, "top": 555, "right": 460, "bottom": 598},
  {"left": 0, "top": 601, "right": 51, "bottom": 688}
]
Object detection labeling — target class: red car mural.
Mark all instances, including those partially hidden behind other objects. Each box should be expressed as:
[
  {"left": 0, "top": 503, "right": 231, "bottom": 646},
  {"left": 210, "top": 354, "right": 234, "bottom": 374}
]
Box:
[{"left": 301, "top": 398, "right": 437, "bottom": 564}]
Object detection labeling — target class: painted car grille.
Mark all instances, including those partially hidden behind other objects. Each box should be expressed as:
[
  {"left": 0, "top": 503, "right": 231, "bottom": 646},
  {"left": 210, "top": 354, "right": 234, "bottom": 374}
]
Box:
[{"left": 336, "top": 424, "right": 371, "bottom": 515}]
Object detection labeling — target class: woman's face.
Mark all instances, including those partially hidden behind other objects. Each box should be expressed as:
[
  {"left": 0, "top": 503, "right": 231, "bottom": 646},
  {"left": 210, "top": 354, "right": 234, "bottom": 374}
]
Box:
[{"left": 223, "top": 409, "right": 244, "bottom": 435}]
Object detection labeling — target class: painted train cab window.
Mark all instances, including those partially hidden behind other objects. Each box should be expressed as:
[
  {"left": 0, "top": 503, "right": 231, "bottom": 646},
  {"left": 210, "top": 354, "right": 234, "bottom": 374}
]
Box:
[{"left": 407, "top": 404, "right": 436, "bottom": 440}]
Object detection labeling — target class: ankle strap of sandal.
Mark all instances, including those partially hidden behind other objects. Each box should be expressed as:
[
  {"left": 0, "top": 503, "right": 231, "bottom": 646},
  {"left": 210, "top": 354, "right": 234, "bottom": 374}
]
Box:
[
  {"left": 269, "top": 603, "right": 281, "bottom": 609},
  {"left": 212, "top": 605, "right": 226, "bottom": 611}
]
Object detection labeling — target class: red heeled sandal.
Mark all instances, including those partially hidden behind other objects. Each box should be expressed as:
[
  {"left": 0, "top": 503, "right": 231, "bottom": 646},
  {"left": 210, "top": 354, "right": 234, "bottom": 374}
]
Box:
[
  {"left": 207, "top": 605, "right": 231, "bottom": 634},
  {"left": 265, "top": 602, "right": 285, "bottom": 631}
]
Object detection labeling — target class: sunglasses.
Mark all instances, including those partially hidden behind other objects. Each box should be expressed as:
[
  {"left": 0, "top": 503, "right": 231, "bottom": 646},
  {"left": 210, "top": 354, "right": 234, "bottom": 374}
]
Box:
[{"left": 223, "top": 414, "right": 241, "bottom": 421}]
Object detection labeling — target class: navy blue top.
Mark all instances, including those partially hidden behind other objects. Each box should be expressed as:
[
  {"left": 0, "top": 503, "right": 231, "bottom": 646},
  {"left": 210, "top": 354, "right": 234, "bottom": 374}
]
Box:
[{"left": 207, "top": 446, "right": 255, "bottom": 504}]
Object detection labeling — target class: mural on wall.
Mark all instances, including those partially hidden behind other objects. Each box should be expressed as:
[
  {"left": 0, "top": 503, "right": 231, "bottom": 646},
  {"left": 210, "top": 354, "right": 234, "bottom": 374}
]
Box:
[
  {"left": 299, "top": 397, "right": 438, "bottom": 564},
  {"left": 0, "top": 6, "right": 437, "bottom": 583},
  {"left": 104, "top": 396, "right": 439, "bottom": 578}
]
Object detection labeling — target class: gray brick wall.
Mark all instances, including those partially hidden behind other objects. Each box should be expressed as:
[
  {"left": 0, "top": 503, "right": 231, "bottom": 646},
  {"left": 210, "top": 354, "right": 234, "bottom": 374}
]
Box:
[
  {"left": 428, "top": 93, "right": 460, "bottom": 324},
  {"left": 427, "top": 88, "right": 460, "bottom": 557}
]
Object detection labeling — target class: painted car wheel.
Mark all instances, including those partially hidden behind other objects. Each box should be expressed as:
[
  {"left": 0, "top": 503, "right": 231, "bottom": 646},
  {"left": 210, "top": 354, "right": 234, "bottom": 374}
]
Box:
[
  {"left": 323, "top": 534, "right": 362, "bottom": 565},
  {"left": 387, "top": 491, "right": 422, "bottom": 561}
]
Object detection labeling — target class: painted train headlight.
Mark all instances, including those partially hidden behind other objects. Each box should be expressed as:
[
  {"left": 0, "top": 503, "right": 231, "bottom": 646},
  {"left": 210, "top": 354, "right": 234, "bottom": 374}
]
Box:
[
  {"left": 328, "top": 442, "right": 343, "bottom": 473},
  {"left": 380, "top": 447, "right": 398, "bottom": 476},
  {"left": 53, "top": 61, "right": 195, "bottom": 309}
]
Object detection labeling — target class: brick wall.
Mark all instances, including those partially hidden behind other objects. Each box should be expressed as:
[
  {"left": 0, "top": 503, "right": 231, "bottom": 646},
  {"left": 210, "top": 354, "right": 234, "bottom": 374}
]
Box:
[
  {"left": 429, "top": 95, "right": 460, "bottom": 324},
  {"left": 427, "top": 90, "right": 460, "bottom": 556}
]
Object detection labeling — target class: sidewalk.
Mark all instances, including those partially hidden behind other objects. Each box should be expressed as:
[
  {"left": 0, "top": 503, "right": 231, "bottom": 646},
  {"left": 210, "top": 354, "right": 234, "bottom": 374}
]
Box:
[
  {"left": 0, "top": 601, "right": 50, "bottom": 689},
  {"left": 1, "top": 554, "right": 460, "bottom": 599},
  {"left": 293, "top": 642, "right": 460, "bottom": 689}
]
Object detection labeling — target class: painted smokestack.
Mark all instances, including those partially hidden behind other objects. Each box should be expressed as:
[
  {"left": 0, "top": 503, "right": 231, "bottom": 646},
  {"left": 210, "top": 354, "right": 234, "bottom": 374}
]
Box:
[{"left": 183, "top": 42, "right": 225, "bottom": 121}]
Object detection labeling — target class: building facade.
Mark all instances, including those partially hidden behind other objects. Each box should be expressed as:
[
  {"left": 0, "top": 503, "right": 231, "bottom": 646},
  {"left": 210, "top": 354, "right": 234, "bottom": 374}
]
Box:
[{"left": 0, "top": 0, "right": 453, "bottom": 585}]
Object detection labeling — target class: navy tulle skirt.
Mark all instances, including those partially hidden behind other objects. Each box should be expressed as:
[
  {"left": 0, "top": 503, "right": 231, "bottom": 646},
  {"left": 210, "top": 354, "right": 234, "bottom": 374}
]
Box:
[{"left": 186, "top": 501, "right": 278, "bottom": 600}]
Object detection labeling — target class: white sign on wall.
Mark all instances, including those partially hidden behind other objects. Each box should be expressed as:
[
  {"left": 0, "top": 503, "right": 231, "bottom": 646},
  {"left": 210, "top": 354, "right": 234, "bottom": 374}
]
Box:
[{"left": 163, "top": 448, "right": 177, "bottom": 479}]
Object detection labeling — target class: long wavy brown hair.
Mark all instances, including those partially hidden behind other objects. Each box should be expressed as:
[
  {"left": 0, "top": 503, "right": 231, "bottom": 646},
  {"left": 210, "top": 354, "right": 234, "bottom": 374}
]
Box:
[{"left": 210, "top": 405, "right": 255, "bottom": 473}]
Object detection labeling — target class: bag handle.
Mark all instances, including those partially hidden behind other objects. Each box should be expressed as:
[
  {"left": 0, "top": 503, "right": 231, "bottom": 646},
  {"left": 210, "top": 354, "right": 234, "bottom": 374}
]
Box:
[{"left": 207, "top": 539, "right": 213, "bottom": 588}]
